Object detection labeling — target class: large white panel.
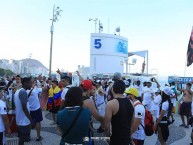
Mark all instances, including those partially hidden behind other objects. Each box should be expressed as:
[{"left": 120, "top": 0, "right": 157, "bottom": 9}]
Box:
[
  {"left": 90, "top": 33, "right": 128, "bottom": 57},
  {"left": 90, "top": 33, "right": 128, "bottom": 74},
  {"left": 90, "top": 55, "right": 126, "bottom": 74}
]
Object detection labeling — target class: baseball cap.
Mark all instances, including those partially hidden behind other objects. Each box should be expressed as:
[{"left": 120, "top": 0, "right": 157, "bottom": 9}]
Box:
[
  {"left": 113, "top": 72, "right": 122, "bottom": 80},
  {"left": 80, "top": 80, "right": 93, "bottom": 90},
  {"left": 125, "top": 88, "right": 139, "bottom": 97},
  {"left": 162, "top": 86, "right": 172, "bottom": 96}
]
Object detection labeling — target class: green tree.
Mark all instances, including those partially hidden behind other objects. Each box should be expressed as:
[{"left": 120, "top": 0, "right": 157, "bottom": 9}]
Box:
[{"left": 0, "top": 68, "right": 15, "bottom": 76}]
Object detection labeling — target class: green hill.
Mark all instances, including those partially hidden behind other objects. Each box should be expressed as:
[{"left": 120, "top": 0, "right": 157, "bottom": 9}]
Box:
[{"left": 0, "top": 68, "right": 15, "bottom": 76}]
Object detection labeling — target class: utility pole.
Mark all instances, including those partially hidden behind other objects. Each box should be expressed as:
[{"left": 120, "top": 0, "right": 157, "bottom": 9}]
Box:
[{"left": 49, "top": 5, "right": 62, "bottom": 78}]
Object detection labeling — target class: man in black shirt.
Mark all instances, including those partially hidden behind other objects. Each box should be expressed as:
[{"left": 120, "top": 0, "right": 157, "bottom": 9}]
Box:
[{"left": 104, "top": 80, "right": 134, "bottom": 145}]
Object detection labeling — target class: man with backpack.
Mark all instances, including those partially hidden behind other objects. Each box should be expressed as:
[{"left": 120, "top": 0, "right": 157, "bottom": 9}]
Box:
[{"left": 125, "top": 88, "right": 146, "bottom": 145}]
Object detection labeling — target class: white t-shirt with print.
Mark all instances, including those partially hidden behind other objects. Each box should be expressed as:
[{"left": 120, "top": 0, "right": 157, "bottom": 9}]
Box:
[
  {"left": 142, "top": 86, "right": 154, "bottom": 105},
  {"left": 151, "top": 94, "right": 162, "bottom": 111},
  {"left": 162, "top": 101, "right": 169, "bottom": 117},
  {"left": 132, "top": 100, "right": 146, "bottom": 140},
  {"left": 61, "top": 85, "right": 71, "bottom": 100},
  {"left": 14, "top": 88, "right": 30, "bottom": 126},
  {"left": 0, "top": 100, "right": 7, "bottom": 132},
  {"left": 27, "top": 87, "right": 42, "bottom": 111}
]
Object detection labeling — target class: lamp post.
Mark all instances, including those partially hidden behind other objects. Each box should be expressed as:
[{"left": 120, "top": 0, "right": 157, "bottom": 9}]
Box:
[
  {"left": 89, "top": 18, "right": 98, "bottom": 33},
  {"left": 89, "top": 18, "right": 103, "bottom": 33},
  {"left": 49, "top": 5, "right": 62, "bottom": 78}
]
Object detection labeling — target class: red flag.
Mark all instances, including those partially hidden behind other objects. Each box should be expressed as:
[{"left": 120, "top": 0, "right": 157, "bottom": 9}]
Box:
[{"left": 187, "top": 27, "right": 193, "bottom": 67}]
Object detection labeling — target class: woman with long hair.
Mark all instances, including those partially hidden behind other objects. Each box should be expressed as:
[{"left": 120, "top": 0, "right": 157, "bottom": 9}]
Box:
[
  {"left": 57, "top": 87, "right": 90, "bottom": 145},
  {"left": 154, "top": 86, "right": 173, "bottom": 145},
  {"left": 57, "top": 83, "right": 103, "bottom": 145}
]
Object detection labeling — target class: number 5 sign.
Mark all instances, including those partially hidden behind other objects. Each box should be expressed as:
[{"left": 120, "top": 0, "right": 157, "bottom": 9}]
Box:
[{"left": 94, "top": 39, "right": 102, "bottom": 49}]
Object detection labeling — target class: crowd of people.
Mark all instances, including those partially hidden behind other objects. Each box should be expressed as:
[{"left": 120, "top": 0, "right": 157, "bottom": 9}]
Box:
[{"left": 0, "top": 71, "right": 193, "bottom": 145}]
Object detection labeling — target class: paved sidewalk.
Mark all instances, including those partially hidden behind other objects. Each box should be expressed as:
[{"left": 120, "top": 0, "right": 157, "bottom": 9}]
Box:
[
  {"left": 6, "top": 111, "right": 61, "bottom": 145},
  {"left": 145, "top": 114, "right": 192, "bottom": 145},
  {"left": 5, "top": 111, "right": 193, "bottom": 145}
]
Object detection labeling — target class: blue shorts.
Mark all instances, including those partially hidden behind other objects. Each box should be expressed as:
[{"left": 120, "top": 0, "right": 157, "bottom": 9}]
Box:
[{"left": 30, "top": 108, "right": 43, "bottom": 123}]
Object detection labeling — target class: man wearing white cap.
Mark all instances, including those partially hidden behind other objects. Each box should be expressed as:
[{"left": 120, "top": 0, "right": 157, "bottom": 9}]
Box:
[
  {"left": 151, "top": 88, "right": 162, "bottom": 120},
  {"left": 141, "top": 80, "right": 154, "bottom": 111}
]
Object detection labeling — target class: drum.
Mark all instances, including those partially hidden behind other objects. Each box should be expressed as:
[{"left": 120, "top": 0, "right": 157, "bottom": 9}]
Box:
[{"left": 8, "top": 110, "right": 17, "bottom": 133}]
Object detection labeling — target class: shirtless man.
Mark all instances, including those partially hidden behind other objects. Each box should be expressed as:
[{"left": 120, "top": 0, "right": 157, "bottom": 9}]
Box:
[{"left": 177, "top": 82, "right": 193, "bottom": 128}]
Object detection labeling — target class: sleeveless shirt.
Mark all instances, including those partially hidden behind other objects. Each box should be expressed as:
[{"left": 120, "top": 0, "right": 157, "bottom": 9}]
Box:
[{"left": 110, "top": 98, "right": 134, "bottom": 145}]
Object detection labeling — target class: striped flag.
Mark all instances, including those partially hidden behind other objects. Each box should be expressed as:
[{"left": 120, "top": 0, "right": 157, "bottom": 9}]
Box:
[{"left": 187, "top": 27, "right": 193, "bottom": 67}]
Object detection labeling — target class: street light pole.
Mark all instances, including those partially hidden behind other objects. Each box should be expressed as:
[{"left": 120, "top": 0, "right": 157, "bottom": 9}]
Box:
[
  {"left": 49, "top": 5, "right": 62, "bottom": 78},
  {"left": 49, "top": 21, "right": 54, "bottom": 78},
  {"left": 89, "top": 18, "right": 98, "bottom": 33}
]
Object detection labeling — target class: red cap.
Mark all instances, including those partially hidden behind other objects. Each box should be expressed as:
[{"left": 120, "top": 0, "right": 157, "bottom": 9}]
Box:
[{"left": 81, "top": 80, "right": 93, "bottom": 90}]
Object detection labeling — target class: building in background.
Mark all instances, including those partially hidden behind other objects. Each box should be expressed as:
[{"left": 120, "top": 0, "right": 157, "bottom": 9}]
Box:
[
  {"left": 77, "top": 65, "right": 90, "bottom": 79},
  {"left": 0, "top": 58, "right": 48, "bottom": 76}
]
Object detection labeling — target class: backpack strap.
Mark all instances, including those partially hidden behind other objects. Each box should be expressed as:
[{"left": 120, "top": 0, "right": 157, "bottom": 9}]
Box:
[
  {"left": 62, "top": 107, "right": 83, "bottom": 138},
  {"left": 28, "top": 88, "right": 34, "bottom": 98},
  {"left": 140, "top": 123, "right": 145, "bottom": 130},
  {"left": 134, "top": 102, "right": 145, "bottom": 130},
  {"left": 133, "top": 102, "right": 143, "bottom": 108}
]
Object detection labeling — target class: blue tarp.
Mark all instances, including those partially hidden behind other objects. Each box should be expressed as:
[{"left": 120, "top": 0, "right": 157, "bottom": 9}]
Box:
[{"left": 168, "top": 76, "right": 193, "bottom": 84}]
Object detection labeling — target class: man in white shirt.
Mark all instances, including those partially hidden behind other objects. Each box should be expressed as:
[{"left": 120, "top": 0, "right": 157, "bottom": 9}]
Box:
[
  {"left": 14, "top": 77, "right": 33, "bottom": 145},
  {"left": 95, "top": 80, "right": 106, "bottom": 133},
  {"left": 0, "top": 92, "right": 11, "bottom": 145},
  {"left": 134, "top": 80, "right": 143, "bottom": 102},
  {"left": 151, "top": 88, "right": 162, "bottom": 120},
  {"left": 170, "top": 82, "right": 177, "bottom": 123},
  {"left": 141, "top": 80, "right": 154, "bottom": 111},
  {"left": 125, "top": 88, "right": 146, "bottom": 145},
  {"left": 28, "top": 83, "right": 43, "bottom": 141},
  {"left": 60, "top": 76, "right": 72, "bottom": 110}
]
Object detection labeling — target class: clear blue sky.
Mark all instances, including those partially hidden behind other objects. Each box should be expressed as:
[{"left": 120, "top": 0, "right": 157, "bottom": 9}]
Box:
[{"left": 0, "top": 0, "right": 193, "bottom": 77}]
